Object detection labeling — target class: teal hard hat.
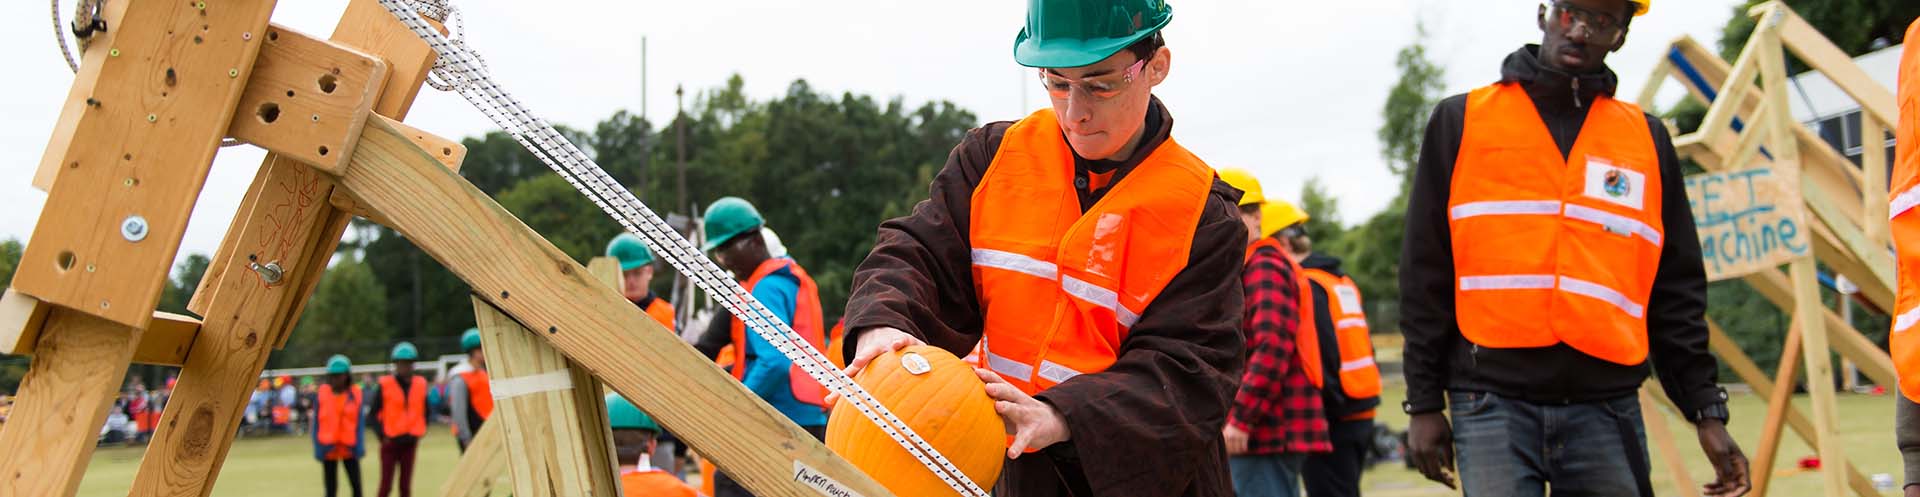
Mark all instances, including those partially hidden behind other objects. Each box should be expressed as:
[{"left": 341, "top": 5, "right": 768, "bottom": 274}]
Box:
[
  {"left": 701, "top": 197, "right": 765, "bottom": 252},
  {"left": 326, "top": 354, "right": 352, "bottom": 374},
  {"left": 461, "top": 328, "right": 483, "bottom": 352},
  {"left": 389, "top": 342, "right": 419, "bottom": 362},
  {"left": 605, "top": 393, "right": 660, "bottom": 432},
  {"left": 1013, "top": 0, "right": 1173, "bottom": 68},
  {"left": 606, "top": 233, "right": 655, "bottom": 271}
]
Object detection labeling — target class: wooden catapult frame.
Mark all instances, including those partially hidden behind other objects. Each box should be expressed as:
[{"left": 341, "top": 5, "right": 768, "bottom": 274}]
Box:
[
  {"left": 0, "top": 1, "right": 895, "bottom": 496},
  {"left": 1628, "top": 3, "right": 1900, "bottom": 497}
]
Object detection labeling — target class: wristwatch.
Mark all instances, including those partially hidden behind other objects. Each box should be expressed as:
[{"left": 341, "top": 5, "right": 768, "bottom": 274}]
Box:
[{"left": 1686, "top": 388, "right": 1732, "bottom": 424}]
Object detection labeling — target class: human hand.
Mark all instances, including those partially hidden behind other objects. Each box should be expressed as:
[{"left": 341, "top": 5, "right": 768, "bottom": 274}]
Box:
[
  {"left": 1407, "top": 412, "right": 1456, "bottom": 489},
  {"left": 1696, "top": 419, "right": 1750, "bottom": 497},
  {"left": 1222, "top": 423, "right": 1249, "bottom": 455},
  {"left": 975, "top": 368, "right": 1069, "bottom": 458},
  {"left": 823, "top": 327, "right": 923, "bottom": 406}
]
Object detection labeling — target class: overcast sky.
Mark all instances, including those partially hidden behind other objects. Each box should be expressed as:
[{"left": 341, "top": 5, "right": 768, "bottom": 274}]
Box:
[{"left": 0, "top": 0, "right": 1740, "bottom": 268}]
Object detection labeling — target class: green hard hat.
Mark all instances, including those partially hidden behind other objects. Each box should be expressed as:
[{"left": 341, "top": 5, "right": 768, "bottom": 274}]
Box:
[
  {"left": 606, "top": 233, "right": 655, "bottom": 271},
  {"left": 326, "top": 354, "right": 352, "bottom": 374},
  {"left": 701, "top": 197, "right": 765, "bottom": 252},
  {"left": 461, "top": 328, "right": 483, "bottom": 352},
  {"left": 1013, "top": 0, "right": 1173, "bottom": 68},
  {"left": 605, "top": 393, "right": 660, "bottom": 432},
  {"left": 390, "top": 342, "right": 419, "bottom": 362}
]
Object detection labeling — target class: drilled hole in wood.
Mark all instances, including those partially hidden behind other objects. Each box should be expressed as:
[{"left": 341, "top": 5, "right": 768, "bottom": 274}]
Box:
[
  {"left": 318, "top": 146, "right": 330, "bottom": 156},
  {"left": 318, "top": 74, "right": 338, "bottom": 94},
  {"left": 286, "top": 90, "right": 295, "bottom": 98},
  {"left": 442, "top": 147, "right": 452, "bottom": 156},
  {"left": 55, "top": 251, "right": 75, "bottom": 272},
  {"left": 256, "top": 102, "right": 280, "bottom": 124},
  {"left": 267, "top": 30, "right": 279, "bottom": 42},
  {"left": 164, "top": 68, "right": 177, "bottom": 87}
]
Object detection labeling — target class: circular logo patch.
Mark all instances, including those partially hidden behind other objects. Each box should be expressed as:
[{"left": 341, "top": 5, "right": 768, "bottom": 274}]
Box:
[
  {"left": 900, "top": 352, "right": 932, "bottom": 375},
  {"left": 1603, "top": 169, "right": 1631, "bottom": 198}
]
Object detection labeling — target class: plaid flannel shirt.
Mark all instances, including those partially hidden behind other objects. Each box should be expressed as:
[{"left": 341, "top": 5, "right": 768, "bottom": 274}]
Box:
[{"left": 1228, "top": 246, "right": 1332, "bottom": 455}]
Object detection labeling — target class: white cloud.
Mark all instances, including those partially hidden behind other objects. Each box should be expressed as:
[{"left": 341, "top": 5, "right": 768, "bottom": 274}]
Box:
[{"left": 0, "top": 0, "right": 1741, "bottom": 270}]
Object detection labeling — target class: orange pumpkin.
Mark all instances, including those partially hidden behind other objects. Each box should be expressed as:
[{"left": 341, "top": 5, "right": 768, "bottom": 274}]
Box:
[{"left": 826, "top": 345, "right": 1004, "bottom": 495}]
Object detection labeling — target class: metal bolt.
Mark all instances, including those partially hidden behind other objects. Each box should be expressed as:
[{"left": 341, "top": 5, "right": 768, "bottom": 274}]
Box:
[
  {"left": 311, "top": 114, "right": 320, "bottom": 122},
  {"left": 146, "top": 114, "right": 157, "bottom": 123},
  {"left": 100, "top": 300, "right": 110, "bottom": 310},
  {"left": 228, "top": 69, "right": 238, "bottom": 78},
  {"left": 122, "top": 178, "right": 135, "bottom": 187},
  {"left": 86, "top": 264, "right": 96, "bottom": 273},
  {"left": 242, "top": 32, "right": 252, "bottom": 41},
  {"left": 109, "top": 48, "right": 120, "bottom": 57},
  {"left": 121, "top": 215, "right": 149, "bottom": 242},
  {"left": 249, "top": 261, "right": 284, "bottom": 284},
  {"left": 195, "top": 1, "right": 206, "bottom": 9}
]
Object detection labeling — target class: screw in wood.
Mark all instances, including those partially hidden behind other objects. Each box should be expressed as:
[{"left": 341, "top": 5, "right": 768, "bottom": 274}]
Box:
[
  {"left": 109, "top": 48, "right": 120, "bottom": 57},
  {"left": 242, "top": 32, "right": 252, "bottom": 41},
  {"left": 228, "top": 69, "right": 239, "bottom": 78},
  {"left": 146, "top": 114, "right": 157, "bottom": 123}
]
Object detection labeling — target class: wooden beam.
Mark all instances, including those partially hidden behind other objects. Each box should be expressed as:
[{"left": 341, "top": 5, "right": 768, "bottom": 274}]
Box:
[
  {"left": 0, "top": 309, "right": 142, "bottom": 497},
  {"left": 129, "top": 3, "right": 444, "bottom": 495},
  {"left": 1802, "top": 181, "right": 1897, "bottom": 306},
  {"left": 330, "top": 118, "right": 467, "bottom": 227},
  {"left": 0, "top": 290, "right": 201, "bottom": 367},
  {"left": 225, "top": 24, "right": 388, "bottom": 171},
  {"left": 1706, "top": 320, "right": 1880, "bottom": 497},
  {"left": 1743, "top": 268, "right": 1898, "bottom": 391},
  {"left": 14, "top": 0, "right": 279, "bottom": 328},
  {"left": 439, "top": 421, "right": 511, "bottom": 497},
  {"left": 1765, "top": 2, "right": 1897, "bottom": 132},
  {"left": 1635, "top": 58, "right": 1672, "bottom": 109},
  {"left": 1862, "top": 114, "right": 1889, "bottom": 248},
  {"left": 1750, "top": 319, "right": 1802, "bottom": 497},
  {"left": 1639, "top": 386, "right": 1700, "bottom": 497},
  {"left": 335, "top": 115, "right": 892, "bottom": 497},
  {"left": 472, "top": 297, "right": 620, "bottom": 497}
]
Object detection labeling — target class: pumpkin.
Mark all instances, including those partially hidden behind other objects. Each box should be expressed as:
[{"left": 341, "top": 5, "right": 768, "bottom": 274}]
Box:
[{"left": 826, "top": 345, "right": 1004, "bottom": 495}]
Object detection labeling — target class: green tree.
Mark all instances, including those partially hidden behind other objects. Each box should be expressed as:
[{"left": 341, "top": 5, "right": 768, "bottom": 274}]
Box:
[
  {"left": 1298, "top": 177, "right": 1347, "bottom": 251},
  {"left": 277, "top": 255, "right": 395, "bottom": 368},
  {"left": 498, "top": 174, "right": 623, "bottom": 262},
  {"left": 1717, "top": 0, "right": 1918, "bottom": 62},
  {"left": 1378, "top": 23, "right": 1445, "bottom": 192},
  {"left": 157, "top": 253, "right": 210, "bottom": 315},
  {"left": 0, "top": 238, "right": 21, "bottom": 288}
]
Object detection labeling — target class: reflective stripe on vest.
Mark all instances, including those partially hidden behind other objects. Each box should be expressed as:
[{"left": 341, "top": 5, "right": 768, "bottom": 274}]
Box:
[
  {"left": 1891, "top": 17, "right": 1920, "bottom": 403},
  {"left": 1450, "top": 82, "right": 1663, "bottom": 366},
  {"left": 1301, "top": 268, "right": 1382, "bottom": 400},
  {"left": 728, "top": 257, "right": 830, "bottom": 408},
  {"left": 969, "top": 108, "right": 1212, "bottom": 395},
  {"left": 378, "top": 375, "right": 427, "bottom": 438}
]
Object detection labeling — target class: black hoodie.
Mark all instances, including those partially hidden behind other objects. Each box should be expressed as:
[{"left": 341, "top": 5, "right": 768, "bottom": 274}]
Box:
[
  {"left": 1300, "top": 254, "right": 1383, "bottom": 420},
  {"left": 1397, "top": 46, "right": 1724, "bottom": 418}
]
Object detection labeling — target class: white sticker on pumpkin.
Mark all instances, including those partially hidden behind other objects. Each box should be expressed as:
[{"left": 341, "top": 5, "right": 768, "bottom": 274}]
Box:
[
  {"left": 1583, "top": 158, "right": 1645, "bottom": 210},
  {"left": 901, "top": 352, "right": 932, "bottom": 375}
]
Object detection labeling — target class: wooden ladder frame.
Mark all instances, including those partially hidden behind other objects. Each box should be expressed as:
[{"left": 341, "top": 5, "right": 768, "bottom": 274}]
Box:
[
  {"left": 1630, "top": 3, "right": 1898, "bottom": 496},
  {"left": 0, "top": 1, "right": 891, "bottom": 496}
]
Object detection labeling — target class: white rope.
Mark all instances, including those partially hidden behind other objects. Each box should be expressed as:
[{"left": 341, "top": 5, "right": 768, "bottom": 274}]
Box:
[{"left": 376, "top": 3, "right": 989, "bottom": 495}]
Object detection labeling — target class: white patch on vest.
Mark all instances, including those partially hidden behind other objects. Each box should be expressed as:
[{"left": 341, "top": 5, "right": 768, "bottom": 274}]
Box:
[
  {"left": 1582, "top": 158, "right": 1645, "bottom": 211},
  {"left": 901, "top": 352, "right": 932, "bottom": 375},
  {"left": 792, "top": 460, "right": 867, "bottom": 497},
  {"left": 1334, "top": 285, "right": 1362, "bottom": 313}
]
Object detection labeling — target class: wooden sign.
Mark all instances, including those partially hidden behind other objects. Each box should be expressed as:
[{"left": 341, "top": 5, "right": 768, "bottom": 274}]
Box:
[{"left": 1685, "top": 167, "right": 1810, "bottom": 281}]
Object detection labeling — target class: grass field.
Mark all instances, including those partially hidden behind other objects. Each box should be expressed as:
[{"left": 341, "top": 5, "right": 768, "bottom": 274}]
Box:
[{"left": 76, "top": 384, "right": 1906, "bottom": 496}]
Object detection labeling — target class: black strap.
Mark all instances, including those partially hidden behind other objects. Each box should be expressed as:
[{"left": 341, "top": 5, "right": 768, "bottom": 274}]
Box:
[{"left": 1612, "top": 404, "right": 1656, "bottom": 497}]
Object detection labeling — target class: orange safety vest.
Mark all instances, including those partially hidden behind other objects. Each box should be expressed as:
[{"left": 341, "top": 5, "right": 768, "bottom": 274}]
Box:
[
  {"left": 460, "top": 370, "right": 494, "bottom": 421},
  {"left": 378, "top": 375, "right": 427, "bottom": 438},
  {"left": 620, "top": 467, "right": 700, "bottom": 497},
  {"left": 728, "top": 257, "right": 830, "bottom": 408},
  {"left": 970, "top": 109, "right": 1213, "bottom": 395},
  {"left": 1247, "top": 238, "right": 1323, "bottom": 388},
  {"left": 826, "top": 320, "right": 849, "bottom": 369},
  {"left": 1448, "top": 83, "right": 1663, "bottom": 366},
  {"left": 643, "top": 297, "right": 677, "bottom": 331},
  {"left": 1301, "top": 268, "right": 1383, "bottom": 403},
  {"left": 316, "top": 384, "right": 363, "bottom": 458},
  {"left": 1889, "top": 17, "right": 1920, "bottom": 403}
]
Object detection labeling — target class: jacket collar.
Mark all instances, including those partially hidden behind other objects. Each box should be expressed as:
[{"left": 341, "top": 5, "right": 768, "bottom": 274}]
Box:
[{"left": 1500, "top": 45, "right": 1619, "bottom": 112}]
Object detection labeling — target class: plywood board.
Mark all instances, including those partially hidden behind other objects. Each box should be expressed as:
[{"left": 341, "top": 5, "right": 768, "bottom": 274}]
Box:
[
  {"left": 1685, "top": 168, "right": 1812, "bottom": 281},
  {"left": 14, "top": 0, "right": 279, "bottom": 328}
]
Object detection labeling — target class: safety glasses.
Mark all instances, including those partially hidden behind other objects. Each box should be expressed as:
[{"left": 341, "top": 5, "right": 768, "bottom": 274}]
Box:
[
  {"left": 1544, "top": 2, "right": 1626, "bottom": 45},
  {"left": 1038, "top": 57, "right": 1147, "bottom": 101}
]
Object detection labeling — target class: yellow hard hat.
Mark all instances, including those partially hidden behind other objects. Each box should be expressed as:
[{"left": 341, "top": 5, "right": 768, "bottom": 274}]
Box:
[
  {"left": 1632, "top": 0, "right": 1649, "bottom": 16},
  {"left": 1261, "top": 200, "right": 1310, "bottom": 238},
  {"left": 1217, "top": 168, "right": 1265, "bottom": 207}
]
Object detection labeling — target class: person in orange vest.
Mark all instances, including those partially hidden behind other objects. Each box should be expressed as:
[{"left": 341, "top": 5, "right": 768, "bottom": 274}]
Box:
[
  {"left": 702, "top": 196, "right": 830, "bottom": 497},
  {"left": 313, "top": 355, "right": 366, "bottom": 497},
  {"left": 447, "top": 329, "right": 492, "bottom": 453},
  {"left": 367, "top": 342, "right": 428, "bottom": 497},
  {"left": 838, "top": 1, "right": 1248, "bottom": 494},
  {"left": 609, "top": 233, "right": 676, "bottom": 330},
  {"left": 605, "top": 393, "right": 702, "bottom": 497},
  {"left": 1216, "top": 170, "right": 1330, "bottom": 497},
  {"left": 1890, "top": 15, "right": 1920, "bottom": 497},
  {"left": 1259, "top": 200, "right": 1383, "bottom": 497},
  {"left": 1398, "top": 1, "right": 1748, "bottom": 496}
]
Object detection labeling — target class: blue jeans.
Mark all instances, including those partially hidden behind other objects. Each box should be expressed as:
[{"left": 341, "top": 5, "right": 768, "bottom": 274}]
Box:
[
  {"left": 1450, "top": 391, "right": 1652, "bottom": 497},
  {"left": 1230, "top": 453, "right": 1305, "bottom": 497}
]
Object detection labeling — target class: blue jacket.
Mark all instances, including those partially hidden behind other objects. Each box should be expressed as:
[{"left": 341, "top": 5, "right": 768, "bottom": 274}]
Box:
[{"left": 741, "top": 263, "right": 828, "bottom": 427}]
